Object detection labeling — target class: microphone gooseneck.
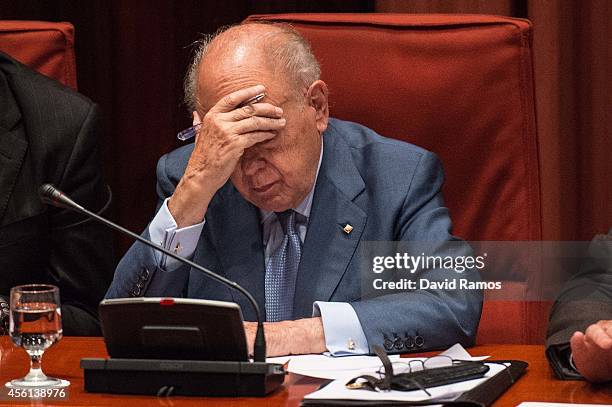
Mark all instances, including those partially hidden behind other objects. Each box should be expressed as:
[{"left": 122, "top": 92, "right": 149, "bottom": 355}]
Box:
[{"left": 39, "top": 183, "right": 267, "bottom": 362}]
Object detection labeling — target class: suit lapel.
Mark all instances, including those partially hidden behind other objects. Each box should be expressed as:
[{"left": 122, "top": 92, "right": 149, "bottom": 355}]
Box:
[
  {"left": 207, "top": 183, "right": 266, "bottom": 318},
  {"left": 294, "top": 127, "right": 367, "bottom": 317},
  {"left": 0, "top": 69, "right": 27, "bottom": 224}
]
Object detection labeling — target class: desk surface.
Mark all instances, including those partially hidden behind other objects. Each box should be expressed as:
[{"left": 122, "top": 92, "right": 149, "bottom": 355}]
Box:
[{"left": 0, "top": 337, "right": 610, "bottom": 406}]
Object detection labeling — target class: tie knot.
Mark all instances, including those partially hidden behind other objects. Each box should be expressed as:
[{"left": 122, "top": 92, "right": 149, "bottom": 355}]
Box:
[{"left": 275, "top": 210, "right": 296, "bottom": 235}]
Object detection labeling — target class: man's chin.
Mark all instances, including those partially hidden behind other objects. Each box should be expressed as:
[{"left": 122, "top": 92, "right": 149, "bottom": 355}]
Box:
[
  {"left": 252, "top": 198, "right": 293, "bottom": 213},
  {"left": 245, "top": 192, "right": 293, "bottom": 213}
]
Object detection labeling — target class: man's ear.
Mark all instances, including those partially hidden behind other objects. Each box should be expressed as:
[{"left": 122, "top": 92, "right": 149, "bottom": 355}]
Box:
[{"left": 307, "top": 80, "right": 329, "bottom": 133}]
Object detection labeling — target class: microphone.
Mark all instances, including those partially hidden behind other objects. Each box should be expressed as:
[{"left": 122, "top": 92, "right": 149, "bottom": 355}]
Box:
[
  {"left": 40, "top": 183, "right": 85, "bottom": 210},
  {"left": 39, "top": 183, "right": 267, "bottom": 363}
]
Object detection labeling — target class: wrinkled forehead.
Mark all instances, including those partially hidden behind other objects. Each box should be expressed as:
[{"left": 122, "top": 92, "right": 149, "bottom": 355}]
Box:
[
  {"left": 197, "top": 54, "right": 266, "bottom": 109},
  {"left": 195, "top": 26, "right": 294, "bottom": 112}
]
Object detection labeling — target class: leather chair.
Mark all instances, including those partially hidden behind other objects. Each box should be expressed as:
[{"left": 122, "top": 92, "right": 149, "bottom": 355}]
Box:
[
  {"left": 0, "top": 20, "right": 77, "bottom": 89},
  {"left": 245, "top": 14, "right": 546, "bottom": 344}
]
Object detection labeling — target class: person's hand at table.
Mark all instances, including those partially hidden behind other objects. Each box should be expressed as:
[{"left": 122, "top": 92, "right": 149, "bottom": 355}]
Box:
[
  {"left": 570, "top": 319, "right": 612, "bottom": 382},
  {"left": 168, "top": 84, "right": 285, "bottom": 228},
  {"left": 243, "top": 317, "right": 327, "bottom": 357}
]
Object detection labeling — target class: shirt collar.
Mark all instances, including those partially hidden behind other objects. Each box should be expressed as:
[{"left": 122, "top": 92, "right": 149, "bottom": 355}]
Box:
[{"left": 259, "top": 137, "right": 323, "bottom": 223}]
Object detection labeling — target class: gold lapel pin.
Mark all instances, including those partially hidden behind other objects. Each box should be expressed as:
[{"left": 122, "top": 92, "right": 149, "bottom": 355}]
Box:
[{"left": 343, "top": 224, "right": 354, "bottom": 234}]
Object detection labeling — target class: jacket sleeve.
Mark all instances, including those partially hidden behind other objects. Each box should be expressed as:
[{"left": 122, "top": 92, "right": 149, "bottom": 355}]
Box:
[
  {"left": 106, "top": 153, "right": 192, "bottom": 299},
  {"left": 546, "top": 232, "right": 612, "bottom": 378},
  {"left": 351, "top": 151, "right": 483, "bottom": 353}
]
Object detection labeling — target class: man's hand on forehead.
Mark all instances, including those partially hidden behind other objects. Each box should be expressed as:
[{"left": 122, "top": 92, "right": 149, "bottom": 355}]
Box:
[
  {"left": 211, "top": 84, "right": 267, "bottom": 113},
  {"left": 168, "top": 84, "right": 286, "bottom": 228}
]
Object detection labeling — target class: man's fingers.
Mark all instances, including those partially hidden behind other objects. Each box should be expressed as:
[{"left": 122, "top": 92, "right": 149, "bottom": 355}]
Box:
[
  {"left": 225, "top": 103, "right": 283, "bottom": 121},
  {"left": 570, "top": 330, "right": 591, "bottom": 373},
  {"left": 571, "top": 328, "right": 612, "bottom": 383},
  {"left": 597, "top": 319, "right": 612, "bottom": 330},
  {"left": 237, "top": 131, "right": 277, "bottom": 149},
  {"left": 571, "top": 331, "right": 587, "bottom": 352},
  {"left": 210, "top": 85, "right": 265, "bottom": 113},
  {"left": 192, "top": 111, "right": 202, "bottom": 142},
  {"left": 586, "top": 321, "right": 612, "bottom": 349},
  {"left": 233, "top": 116, "right": 286, "bottom": 135},
  {"left": 192, "top": 111, "right": 202, "bottom": 125}
]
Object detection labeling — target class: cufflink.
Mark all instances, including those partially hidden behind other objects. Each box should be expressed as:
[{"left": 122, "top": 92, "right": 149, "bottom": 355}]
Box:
[
  {"left": 343, "top": 224, "right": 353, "bottom": 234},
  {"left": 347, "top": 338, "right": 356, "bottom": 351}
]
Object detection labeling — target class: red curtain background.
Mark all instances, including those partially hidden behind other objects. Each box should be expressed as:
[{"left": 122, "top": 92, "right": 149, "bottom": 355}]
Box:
[{"left": 2, "top": 0, "right": 609, "bottom": 257}]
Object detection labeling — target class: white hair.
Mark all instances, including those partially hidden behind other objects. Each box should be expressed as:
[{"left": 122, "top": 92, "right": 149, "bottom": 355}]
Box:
[{"left": 183, "top": 22, "right": 321, "bottom": 113}]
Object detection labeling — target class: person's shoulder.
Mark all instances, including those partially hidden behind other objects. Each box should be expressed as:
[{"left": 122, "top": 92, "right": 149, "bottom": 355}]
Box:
[
  {"left": 324, "top": 118, "right": 445, "bottom": 210},
  {"left": 157, "top": 143, "right": 194, "bottom": 181},
  {"left": 1, "top": 52, "right": 94, "bottom": 120},
  {"left": 164, "top": 143, "right": 194, "bottom": 164},
  {"left": 326, "top": 117, "right": 438, "bottom": 168}
]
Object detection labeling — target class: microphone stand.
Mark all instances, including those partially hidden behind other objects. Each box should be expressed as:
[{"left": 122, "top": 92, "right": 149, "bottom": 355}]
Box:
[{"left": 40, "top": 184, "right": 267, "bottom": 362}]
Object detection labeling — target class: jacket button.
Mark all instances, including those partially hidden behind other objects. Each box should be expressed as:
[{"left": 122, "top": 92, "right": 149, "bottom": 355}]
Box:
[
  {"left": 415, "top": 335, "right": 424, "bottom": 348},
  {"left": 140, "top": 268, "right": 150, "bottom": 280},
  {"left": 393, "top": 336, "right": 404, "bottom": 351},
  {"left": 383, "top": 338, "right": 394, "bottom": 351},
  {"left": 404, "top": 336, "right": 415, "bottom": 349}
]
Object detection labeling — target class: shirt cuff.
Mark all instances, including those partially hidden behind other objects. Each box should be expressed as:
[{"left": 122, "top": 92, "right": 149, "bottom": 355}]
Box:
[
  {"left": 569, "top": 351, "right": 578, "bottom": 373},
  {"left": 148, "top": 197, "right": 205, "bottom": 270},
  {"left": 313, "top": 301, "right": 369, "bottom": 356}
]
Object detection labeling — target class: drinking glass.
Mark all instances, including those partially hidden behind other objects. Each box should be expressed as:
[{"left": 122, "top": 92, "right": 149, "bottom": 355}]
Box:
[{"left": 7, "top": 284, "right": 68, "bottom": 388}]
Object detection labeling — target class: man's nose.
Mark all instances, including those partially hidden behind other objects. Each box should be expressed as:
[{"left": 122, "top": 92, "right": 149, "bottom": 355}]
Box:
[{"left": 241, "top": 157, "right": 266, "bottom": 176}]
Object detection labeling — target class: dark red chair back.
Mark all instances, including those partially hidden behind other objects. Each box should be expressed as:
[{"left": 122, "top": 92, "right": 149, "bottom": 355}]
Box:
[
  {"left": 0, "top": 20, "right": 77, "bottom": 89},
  {"left": 246, "top": 14, "right": 546, "bottom": 344}
]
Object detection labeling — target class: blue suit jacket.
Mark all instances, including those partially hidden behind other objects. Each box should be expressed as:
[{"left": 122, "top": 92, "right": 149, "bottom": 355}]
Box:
[{"left": 107, "top": 118, "right": 482, "bottom": 353}]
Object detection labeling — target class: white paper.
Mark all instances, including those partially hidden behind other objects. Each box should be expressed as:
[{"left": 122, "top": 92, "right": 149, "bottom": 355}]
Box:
[
  {"left": 266, "top": 355, "right": 292, "bottom": 365},
  {"left": 441, "top": 343, "right": 489, "bottom": 361},
  {"left": 304, "top": 362, "right": 509, "bottom": 402},
  {"left": 287, "top": 353, "right": 401, "bottom": 380},
  {"left": 287, "top": 343, "right": 488, "bottom": 380}
]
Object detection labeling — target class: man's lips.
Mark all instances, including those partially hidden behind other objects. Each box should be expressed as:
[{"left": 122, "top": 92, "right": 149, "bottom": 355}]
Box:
[{"left": 252, "top": 181, "right": 277, "bottom": 193}]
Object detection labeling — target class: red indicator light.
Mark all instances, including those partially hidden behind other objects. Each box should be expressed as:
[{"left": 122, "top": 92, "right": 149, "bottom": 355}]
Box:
[{"left": 160, "top": 298, "right": 174, "bottom": 306}]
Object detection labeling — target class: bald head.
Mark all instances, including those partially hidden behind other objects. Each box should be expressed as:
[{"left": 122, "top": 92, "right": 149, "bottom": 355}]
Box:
[
  {"left": 205, "top": 24, "right": 274, "bottom": 64},
  {"left": 184, "top": 22, "right": 320, "bottom": 114},
  {"left": 180, "top": 22, "right": 329, "bottom": 213}
]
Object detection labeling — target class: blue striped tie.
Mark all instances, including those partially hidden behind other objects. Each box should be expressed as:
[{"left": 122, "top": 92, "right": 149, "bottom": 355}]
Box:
[{"left": 265, "top": 210, "right": 302, "bottom": 322}]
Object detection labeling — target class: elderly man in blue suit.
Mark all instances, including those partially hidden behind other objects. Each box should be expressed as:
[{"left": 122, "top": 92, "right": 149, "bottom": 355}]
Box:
[{"left": 107, "top": 22, "right": 482, "bottom": 356}]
